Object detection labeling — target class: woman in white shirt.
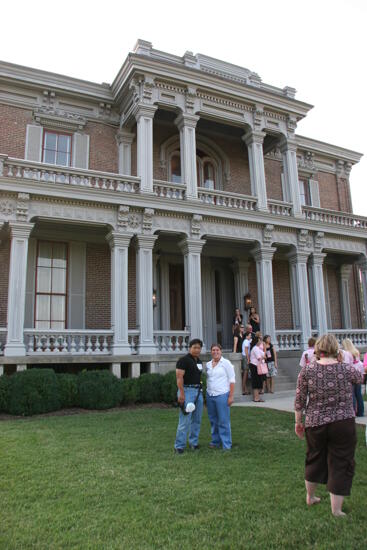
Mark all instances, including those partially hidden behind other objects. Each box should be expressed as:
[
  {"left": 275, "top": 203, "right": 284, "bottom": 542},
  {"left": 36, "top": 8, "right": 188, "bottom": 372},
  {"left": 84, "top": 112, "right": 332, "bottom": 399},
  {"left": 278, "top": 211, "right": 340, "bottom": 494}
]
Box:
[{"left": 206, "top": 344, "right": 236, "bottom": 450}]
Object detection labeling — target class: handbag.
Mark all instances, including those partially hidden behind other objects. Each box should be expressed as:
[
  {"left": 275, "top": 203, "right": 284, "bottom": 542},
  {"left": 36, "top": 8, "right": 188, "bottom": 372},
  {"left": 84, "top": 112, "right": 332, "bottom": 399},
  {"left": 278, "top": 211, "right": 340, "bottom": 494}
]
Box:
[{"left": 257, "top": 359, "right": 268, "bottom": 376}]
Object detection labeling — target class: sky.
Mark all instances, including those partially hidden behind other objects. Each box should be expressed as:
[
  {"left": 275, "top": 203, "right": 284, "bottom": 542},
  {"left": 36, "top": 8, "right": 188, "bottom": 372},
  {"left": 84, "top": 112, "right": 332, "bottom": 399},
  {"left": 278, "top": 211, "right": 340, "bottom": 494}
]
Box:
[{"left": 1, "top": 0, "right": 366, "bottom": 214}]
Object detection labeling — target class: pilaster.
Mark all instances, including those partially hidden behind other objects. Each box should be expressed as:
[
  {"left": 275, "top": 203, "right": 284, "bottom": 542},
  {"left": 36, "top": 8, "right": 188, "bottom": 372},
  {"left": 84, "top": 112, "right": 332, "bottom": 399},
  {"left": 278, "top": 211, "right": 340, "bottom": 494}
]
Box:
[
  {"left": 174, "top": 113, "right": 200, "bottom": 200},
  {"left": 116, "top": 129, "right": 135, "bottom": 176},
  {"left": 134, "top": 104, "right": 158, "bottom": 194},
  {"left": 279, "top": 137, "right": 303, "bottom": 218},
  {"left": 5, "top": 222, "right": 34, "bottom": 356},
  {"left": 242, "top": 129, "right": 268, "bottom": 212}
]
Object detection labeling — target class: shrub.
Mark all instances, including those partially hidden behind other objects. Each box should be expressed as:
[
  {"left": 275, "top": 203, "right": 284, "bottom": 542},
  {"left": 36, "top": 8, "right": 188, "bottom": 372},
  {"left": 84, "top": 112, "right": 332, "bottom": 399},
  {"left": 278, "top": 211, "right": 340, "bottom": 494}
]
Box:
[
  {"left": 77, "top": 370, "right": 120, "bottom": 410},
  {"left": 138, "top": 373, "right": 163, "bottom": 403},
  {"left": 120, "top": 378, "right": 140, "bottom": 405},
  {"left": 7, "top": 369, "right": 60, "bottom": 416},
  {"left": 161, "top": 370, "right": 178, "bottom": 404},
  {"left": 57, "top": 374, "right": 78, "bottom": 408},
  {"left": 0, "top": 375, "right": 11, "bottom": 412}
]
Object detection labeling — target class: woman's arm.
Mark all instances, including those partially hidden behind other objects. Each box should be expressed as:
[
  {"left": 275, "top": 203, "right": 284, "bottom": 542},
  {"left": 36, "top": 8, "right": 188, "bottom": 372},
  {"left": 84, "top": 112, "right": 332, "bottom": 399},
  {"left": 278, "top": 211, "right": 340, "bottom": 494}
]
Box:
[
  {"left": 233, "top": 336, "right": 238, "bottom": 353},
  {"left": 228, "top": 382, "right": 235, "bottom": 406},
  {"left": 294, "top": 366, "right": 308, "bottom": 436},
  {"left": 273, "top": 346, "right": 278, "bottom": 367}
]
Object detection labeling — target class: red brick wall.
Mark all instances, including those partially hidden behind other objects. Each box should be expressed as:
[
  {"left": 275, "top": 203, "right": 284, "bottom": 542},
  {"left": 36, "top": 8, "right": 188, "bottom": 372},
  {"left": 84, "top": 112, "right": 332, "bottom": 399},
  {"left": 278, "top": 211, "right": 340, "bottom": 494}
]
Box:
[
  {"left": 85, "top": 243, "right": 111, "bottom": 329},
  {"left": 0, "top": 240, "right": 10, "bottom": 326},
  {"left": 326, "top": 265, "right": 342, "bottom": 329},
  {"left": 318, "top": 172, "right": 339, "bottom": 211},
  {"left": 85, "top": 121, "right": 118, "bottom": 173},
  {"left": 264, "top": 158, "right": 283, "bottom": 201},
  {"left": 0, "top": 104, "right": 33, "bottom": 158},
  {"left": 128, "top": 247, "right": 136, "bottom": 329},
  {"left": 272, "top": 259, "right": 293, "bottom": 329},
  {"left": 337, "top": 177, "right": 352, "bottom": 213}
]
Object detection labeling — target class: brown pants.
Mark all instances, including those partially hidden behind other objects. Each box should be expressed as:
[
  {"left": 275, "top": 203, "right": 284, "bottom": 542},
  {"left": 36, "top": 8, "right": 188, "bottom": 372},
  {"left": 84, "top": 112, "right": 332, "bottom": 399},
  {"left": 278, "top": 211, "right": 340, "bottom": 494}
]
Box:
[{"left": 305, "top": 418, "right": 357, "bottom": 496}]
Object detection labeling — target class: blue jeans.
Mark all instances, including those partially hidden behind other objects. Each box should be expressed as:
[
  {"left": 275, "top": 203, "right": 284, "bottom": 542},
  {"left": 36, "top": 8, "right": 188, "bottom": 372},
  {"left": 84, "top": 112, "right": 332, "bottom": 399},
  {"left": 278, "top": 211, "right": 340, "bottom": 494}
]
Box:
[
  {"left": 174, "top": 387, "right": 203, "bottom": 450},
  {"left": 206, "top": 391, "right": 232, "bottom": 450},
  {"left": 353, "top": 384, "right": 364, "bottom": 417}
]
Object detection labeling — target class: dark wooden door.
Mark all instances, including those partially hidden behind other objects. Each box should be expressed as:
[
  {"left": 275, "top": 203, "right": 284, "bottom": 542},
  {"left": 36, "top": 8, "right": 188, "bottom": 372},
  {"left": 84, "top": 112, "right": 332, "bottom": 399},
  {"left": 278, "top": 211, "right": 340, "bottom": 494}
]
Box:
[{"left": 169, "top": 264, "right": 185, "bottom": 330}]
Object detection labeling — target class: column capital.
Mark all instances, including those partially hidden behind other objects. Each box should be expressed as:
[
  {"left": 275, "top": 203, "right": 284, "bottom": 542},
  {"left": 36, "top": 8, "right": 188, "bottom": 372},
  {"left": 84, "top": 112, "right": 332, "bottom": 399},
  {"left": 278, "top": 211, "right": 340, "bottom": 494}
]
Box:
[
  {"left": 133, "top": 103, "right": 158, "bottom": 122},
  {"left": 8, "top": 221, "right": 34, "bottom": 239},
  {"left": 357, "top": 257, "right": 367, "bottom": 271},
  {"left": 310, "top": 252, "right": 327, "bottom": 266},
  {"left": 251, "top": 245, "right": 276, "bottom": 262},
  {"left": 106, "top": 231, "right": 132, "bottom": 249},
  {"left": 287, "top": 249, "right": 311, "bottom": 264},
  {"left": 279, "top": 136, "right": 298, "bottom": 153},
  {"left": 116, "top": 128, "right": 135, "bottom": 145},
  {"left": 178, "top": 237, "right": 206, "bottom": 255},
  {"left": 174, "top": 112, "right": 200, "bottom": 130},
  {"left": 231, "top": 259, "right": 250, "bottom": 272},
  {"left": 242, "top": 129, "right": 266, "bottom": 146},
  {"left": 135, "top": 234, "right": 158, "bottom": 250},
  {"left": 339, "top": 263, "right": 353, "bottom": 280}
]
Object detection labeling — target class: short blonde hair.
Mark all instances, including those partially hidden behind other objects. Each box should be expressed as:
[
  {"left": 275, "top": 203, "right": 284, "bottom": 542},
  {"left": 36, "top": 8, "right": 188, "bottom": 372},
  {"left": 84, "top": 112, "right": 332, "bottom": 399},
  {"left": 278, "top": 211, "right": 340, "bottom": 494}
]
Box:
[
  {"left": 314, "top": 334, "right": 339, "bottom": 360},
  {"left": 342, "top": 338, "right": 359, "bottom": 360}
]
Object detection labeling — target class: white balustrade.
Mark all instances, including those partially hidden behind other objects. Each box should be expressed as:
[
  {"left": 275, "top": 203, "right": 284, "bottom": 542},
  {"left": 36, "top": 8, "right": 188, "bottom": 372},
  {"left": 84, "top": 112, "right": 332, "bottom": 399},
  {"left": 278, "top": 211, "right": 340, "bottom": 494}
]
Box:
[
  {"left": 153, "top": 180, "right": 186, "bottom": 200},
  {"left": 128, "top": 330, "right": 140, "bottom": 354},
  {"left": 4, "top": 158, "right": 140, "bottom": 194},
  {"left": 276, "top": 330, "right": 302, "bottom": 351},
  {"left": 329, "top": 330, "right": 367, "bottom": 347},
  {"left": 303, "top": 206, "right": 367, "bottom": 229},
  {"left": 198, "top": 188, "right": 257, "bottom": 211},
  {"left": 0, "top": 328, "right": 6, "bottom": 355},
  {"left": 24, "top": 330, "right": 113, "bottom": 355},
  {"left": 154, "top": 331, "right": 190, "bottom": 353},
  {"left": 268, "top": 200, "right": 293, "bottom": 216}
]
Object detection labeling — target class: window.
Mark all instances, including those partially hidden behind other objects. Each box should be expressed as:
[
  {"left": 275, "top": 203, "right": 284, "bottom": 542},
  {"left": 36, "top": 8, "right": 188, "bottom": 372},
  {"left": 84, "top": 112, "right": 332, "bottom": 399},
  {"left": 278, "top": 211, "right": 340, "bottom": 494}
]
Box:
[
  {"left": 170, "top": 152, "right": 181, "bottom": 183},
  {"left": 203, "top": 160, "right": 216, "bottom": 190},
  {"left": 299, "top": 179, "right": 311, "bottom": 206},
  {"left": 42, "top": 130, "right": 72, "bottom": 167},
  {"left": 35, "top": 241, "right": 68, "bottom": 329}
]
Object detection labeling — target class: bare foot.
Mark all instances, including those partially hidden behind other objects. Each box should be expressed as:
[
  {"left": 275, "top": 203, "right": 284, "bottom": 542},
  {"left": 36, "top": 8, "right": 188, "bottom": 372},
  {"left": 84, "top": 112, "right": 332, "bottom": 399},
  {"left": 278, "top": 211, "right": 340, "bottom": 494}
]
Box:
[
  {"left": 332, "top": 510, "right": 346, "bottom": 517},
  {"left": 306, "top": 496, "right": 321, "bottom": 506}
]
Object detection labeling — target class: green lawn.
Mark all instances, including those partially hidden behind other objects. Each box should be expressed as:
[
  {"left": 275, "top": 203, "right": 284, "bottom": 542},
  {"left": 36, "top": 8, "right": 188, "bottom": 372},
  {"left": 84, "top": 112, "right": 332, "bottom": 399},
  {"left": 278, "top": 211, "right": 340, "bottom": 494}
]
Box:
[{"left": 0, "top": 407, "right": 366, "bottom": 550}]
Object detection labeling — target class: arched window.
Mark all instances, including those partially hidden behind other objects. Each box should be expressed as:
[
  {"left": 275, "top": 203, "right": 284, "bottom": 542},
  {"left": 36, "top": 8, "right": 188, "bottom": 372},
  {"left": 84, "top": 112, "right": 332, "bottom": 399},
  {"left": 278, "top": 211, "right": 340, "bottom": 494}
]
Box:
[
  {"left": 170, "top": 152, "right": 181, "bottom": 183},
  {"left": 203, "top": 160, "right": 216, "bottom": 190}
]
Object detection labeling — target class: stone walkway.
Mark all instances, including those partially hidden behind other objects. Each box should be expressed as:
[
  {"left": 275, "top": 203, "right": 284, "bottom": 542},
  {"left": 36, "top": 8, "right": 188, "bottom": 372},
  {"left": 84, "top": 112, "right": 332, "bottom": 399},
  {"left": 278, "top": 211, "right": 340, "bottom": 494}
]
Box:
[{"left": 233, "top": 390, "right": 367, "bottom": 426}]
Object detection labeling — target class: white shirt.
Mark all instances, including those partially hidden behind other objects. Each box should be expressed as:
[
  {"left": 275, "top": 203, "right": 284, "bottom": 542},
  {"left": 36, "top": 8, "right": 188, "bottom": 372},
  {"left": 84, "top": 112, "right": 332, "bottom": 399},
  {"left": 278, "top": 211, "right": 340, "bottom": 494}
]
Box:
[
  {"left": 206, "top": 357, "right": 236, "bottom": 397},
  {"left": 242, "top": 338, "right": 251, "bottom": 358},
  {"left": 299, "top": 347, "right": 315, "bottom": 368}
]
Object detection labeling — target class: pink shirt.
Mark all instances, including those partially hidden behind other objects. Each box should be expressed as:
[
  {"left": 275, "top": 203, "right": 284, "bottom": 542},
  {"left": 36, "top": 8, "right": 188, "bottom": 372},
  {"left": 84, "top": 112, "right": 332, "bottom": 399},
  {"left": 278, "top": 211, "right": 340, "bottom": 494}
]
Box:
[
  {"left": 250, "top": 345, "right": 265, "bottom": 365},
  {"left": 299, "top": 347, "right": 315, "bottom": 368}
]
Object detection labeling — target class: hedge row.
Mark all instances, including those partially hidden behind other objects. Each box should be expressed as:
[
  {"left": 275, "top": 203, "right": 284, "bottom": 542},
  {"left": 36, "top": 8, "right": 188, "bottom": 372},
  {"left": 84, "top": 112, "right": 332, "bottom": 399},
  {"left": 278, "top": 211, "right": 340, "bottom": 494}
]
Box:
[{"left": 0, "top": 369, "right": 186, "bottom": 416}]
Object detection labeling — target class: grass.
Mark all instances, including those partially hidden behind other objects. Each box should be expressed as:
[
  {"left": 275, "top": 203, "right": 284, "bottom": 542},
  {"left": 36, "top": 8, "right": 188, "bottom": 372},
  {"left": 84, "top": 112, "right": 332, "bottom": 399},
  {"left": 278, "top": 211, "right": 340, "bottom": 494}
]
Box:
[{"left": 0, "top": 407, "right": 366, "bottom": 550}]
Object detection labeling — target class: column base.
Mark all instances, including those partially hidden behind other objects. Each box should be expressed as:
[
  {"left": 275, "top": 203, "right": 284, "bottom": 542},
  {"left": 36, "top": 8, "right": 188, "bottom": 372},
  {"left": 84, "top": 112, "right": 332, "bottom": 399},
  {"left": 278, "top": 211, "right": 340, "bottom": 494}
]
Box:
[
  {"left": 111, "top": 343, "right": 132, "bottom": 355},
  {"left": 130, "top": 362, "right": 141, "bottom": 378},
  {"left": 4, "top": 343, "right": 26, "bottom": 357},
  {"left": 16, "top": 364, "right": 27, "bottom": 372},
  {"left": 110, "top": 363, "right": 121, "bottom": 378},
  {"left": 137, "top": 344, "right": 157, "bottom": 355}
]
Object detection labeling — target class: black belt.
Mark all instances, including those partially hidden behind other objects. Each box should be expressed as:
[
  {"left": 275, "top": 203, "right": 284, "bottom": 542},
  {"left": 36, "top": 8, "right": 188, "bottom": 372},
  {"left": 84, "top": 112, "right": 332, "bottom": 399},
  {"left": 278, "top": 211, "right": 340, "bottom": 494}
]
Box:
[{"left": 184, "top": 384, "right": 201, "bottom": 388}]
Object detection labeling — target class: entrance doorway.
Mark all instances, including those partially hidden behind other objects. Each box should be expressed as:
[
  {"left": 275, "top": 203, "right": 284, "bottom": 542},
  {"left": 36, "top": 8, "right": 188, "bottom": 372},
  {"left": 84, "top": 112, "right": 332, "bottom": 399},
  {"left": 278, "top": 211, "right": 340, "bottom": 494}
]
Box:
[{"left": 169, "top": 264, "right": 185, "bottom": 329}]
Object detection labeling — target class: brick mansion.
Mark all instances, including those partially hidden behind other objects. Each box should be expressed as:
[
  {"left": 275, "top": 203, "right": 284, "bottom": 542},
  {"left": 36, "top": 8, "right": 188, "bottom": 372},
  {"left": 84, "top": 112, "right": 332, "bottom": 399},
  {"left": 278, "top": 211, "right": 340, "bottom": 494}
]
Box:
[{"left": 0, "top": 40, "right": 366, "bottom": 379}]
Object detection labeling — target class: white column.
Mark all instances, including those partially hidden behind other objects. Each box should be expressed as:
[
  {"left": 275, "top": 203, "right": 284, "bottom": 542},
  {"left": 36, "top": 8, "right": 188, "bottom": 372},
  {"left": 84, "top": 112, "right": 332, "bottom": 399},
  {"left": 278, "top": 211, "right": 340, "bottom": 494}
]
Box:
[
  {"left": 339, "top": 264, "right": 353, "bottom": 329},
  {"left": 152, "top": 253, "right": 159, "bottom": 330},
  {"left": 242, "top": 130, "right": 268, "bottom": 212},
  {"left": 252, "top": 246, "right": 276, "bottom": 343},
  {"left": 357, "top": 259, "right": 367, "bottom": 329},
  {"left": 288, "top": 250, "right": 312, "bottom": 349},
  {"left": 5, "top": 222, "right": 34, "bottom": 357},
  {"left": 135, "top": 104, "right": 157, "bottom": 194},
  {"left": 309, "top": 253, "right": 328, "bottom": 336},
  {"left": 106, "top": 232, "right": 131, "bottom": 355},
  {"left": 175, "top": 113, "right": 200, "bottom": 200},
  {"left": 116, "top": 129, "right": 135, "bottom": 175},
  {"left": 179, "top": 238, "right": 206, "bottom": 344},
  {"left": 110, "top": 363, "right": 121, "bottom": 378},
  {"left": 231, "top": 260, "right": 250, "bottom": 316},
  {"left": 136, "top": 235, "right": 158, "bottom": 354},
  {"left": 280, "top": 138, "right": 303, "bottom": 218}
]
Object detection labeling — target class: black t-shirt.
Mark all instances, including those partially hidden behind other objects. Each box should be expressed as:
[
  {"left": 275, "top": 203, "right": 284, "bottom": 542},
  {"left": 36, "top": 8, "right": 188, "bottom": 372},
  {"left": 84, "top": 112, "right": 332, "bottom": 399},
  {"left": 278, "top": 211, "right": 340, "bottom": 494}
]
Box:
[
  {"left": 233, "top": 314, "right": 243, "bottom": 326},
  {"left": 265, "top": 343, "right": 275, "bottom": 363},
  {"left": 176, "top": 353, "right": 203, "bottom": 385},
  {"left": 235, "top": 335, "right": 244, "bottom": 353},
  {"left": 249, "top": 317, "right": 260, "bottom": 333}
]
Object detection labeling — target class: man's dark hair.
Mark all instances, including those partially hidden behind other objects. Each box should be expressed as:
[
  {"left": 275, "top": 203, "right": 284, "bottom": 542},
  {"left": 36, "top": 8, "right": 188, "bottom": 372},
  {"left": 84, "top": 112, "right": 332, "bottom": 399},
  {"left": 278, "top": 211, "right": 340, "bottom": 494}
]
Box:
[{"left": 189, "top": 338, "right": 203, "bottom": 348}]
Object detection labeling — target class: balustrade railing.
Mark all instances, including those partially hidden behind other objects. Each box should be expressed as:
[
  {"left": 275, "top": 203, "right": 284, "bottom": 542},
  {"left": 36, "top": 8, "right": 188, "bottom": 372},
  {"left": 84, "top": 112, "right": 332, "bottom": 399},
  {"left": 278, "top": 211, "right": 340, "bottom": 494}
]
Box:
[
  {"left": 329, "top": 330, "right": 367, "bottom": 347},
  {"left": 276, "top": 330, "right": 302, "bottom": 351},
  {"left": 268, "top": 200, "right": 293, "bottom": 216},
  {"left": 198, "top": 188, "right": 257, "bottom": 211},
  {"left": 24, "top": 330, "right": 113, "bottom": 355},
  {"left": 154, "top": 331, "right": 190, "bottom": 353},
  {"left": 302, "top": 206, "right": 367, "bottom": 229},
  {"left": 128, "top": 330, "right": 140, "bottom": 354},
  {"left": 153, "top": 180, "right": 186, "bottom": 200},
  {"left": 3, "top": 157, "right": 140, "bottom": 194},
  {"left": 0, "top": 328, "right": 6, "bottom": 356}
]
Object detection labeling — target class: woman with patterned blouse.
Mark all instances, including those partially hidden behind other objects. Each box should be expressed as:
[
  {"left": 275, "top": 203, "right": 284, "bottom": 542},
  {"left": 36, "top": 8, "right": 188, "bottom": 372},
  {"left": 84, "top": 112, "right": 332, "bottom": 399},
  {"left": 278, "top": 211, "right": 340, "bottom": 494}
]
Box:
[{"left": 294, "top": 334, "right": 363, "bottom": 517}]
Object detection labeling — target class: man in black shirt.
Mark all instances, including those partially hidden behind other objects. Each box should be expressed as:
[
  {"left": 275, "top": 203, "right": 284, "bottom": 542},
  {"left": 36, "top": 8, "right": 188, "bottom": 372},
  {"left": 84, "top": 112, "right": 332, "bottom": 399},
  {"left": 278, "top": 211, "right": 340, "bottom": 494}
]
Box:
[{"left": 174, "top": 338, "right": 204, "bottom": 454}]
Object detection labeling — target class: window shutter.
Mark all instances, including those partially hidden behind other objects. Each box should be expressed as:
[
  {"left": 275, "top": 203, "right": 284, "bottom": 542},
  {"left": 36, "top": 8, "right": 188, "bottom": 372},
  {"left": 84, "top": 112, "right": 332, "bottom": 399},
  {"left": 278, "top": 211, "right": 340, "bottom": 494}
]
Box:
[
  {"left": 72, "top": 133, "right": 89, "bottom": 169},
  {"left": 25, "top": 125, "right": 42, "bottom": 161},
  {"left": 24, "top": 238, "right": 37, "bottom": 328},
  {"left": 68, "top": 242, "right": 86, "bottom": 329},
  {"left": 309, "top": 179, "right": 320, "bottom": 207}
]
